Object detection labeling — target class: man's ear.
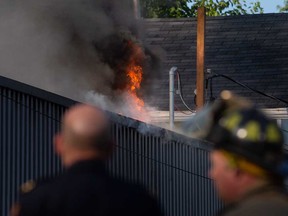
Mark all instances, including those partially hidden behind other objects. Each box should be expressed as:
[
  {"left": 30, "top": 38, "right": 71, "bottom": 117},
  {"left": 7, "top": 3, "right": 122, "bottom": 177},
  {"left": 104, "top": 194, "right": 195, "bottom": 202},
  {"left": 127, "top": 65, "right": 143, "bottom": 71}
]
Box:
[{"left": 54, "top": 133, "right": 63, "bottom": 156}]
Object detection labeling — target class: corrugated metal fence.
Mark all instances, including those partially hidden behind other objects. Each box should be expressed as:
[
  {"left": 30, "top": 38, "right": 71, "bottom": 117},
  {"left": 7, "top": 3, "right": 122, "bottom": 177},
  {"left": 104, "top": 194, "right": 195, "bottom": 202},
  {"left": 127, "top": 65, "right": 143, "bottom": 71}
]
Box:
[{"left": 0, "top": 76, "right": 221, "bottom": 216}]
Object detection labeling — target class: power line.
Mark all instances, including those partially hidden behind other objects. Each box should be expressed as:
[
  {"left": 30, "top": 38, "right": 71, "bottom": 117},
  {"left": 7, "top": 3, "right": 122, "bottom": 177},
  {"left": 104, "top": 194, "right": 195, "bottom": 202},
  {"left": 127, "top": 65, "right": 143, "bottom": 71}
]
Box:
[
  {"left": 175, "top": 71, "right": 195, "bottom": 112},
  {"left": 0, "top": 93, "right": 64, "bottom": 123},
  {"left": 115, "top": 144, "right": 212, "bottom": 180},
  {"left": 205, "top": 74, "right": 288, "bottom": 135},
  {"left": 208, "top": 73, "right": 288, "bottom": 106}
]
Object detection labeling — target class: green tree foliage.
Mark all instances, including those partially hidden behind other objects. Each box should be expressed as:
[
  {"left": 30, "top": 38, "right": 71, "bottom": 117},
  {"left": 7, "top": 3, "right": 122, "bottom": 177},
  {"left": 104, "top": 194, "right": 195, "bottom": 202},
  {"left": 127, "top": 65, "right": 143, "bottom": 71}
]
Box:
[
  {"left": 277, "top": 0, "right": 288, "bottom": 12},
  {"left": 140, "top": 0, "right": 263, "bottom": 18}
]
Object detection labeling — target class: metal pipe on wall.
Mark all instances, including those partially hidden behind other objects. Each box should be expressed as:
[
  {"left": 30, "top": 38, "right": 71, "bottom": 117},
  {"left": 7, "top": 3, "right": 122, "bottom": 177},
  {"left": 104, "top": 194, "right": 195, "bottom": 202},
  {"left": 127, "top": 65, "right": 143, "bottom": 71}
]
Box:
[
  {"left": 169, "top": 67, "right": 177, "bottom": 129},
  {"left": 133, "top": 0, "right": 140, "bottom": 18}
]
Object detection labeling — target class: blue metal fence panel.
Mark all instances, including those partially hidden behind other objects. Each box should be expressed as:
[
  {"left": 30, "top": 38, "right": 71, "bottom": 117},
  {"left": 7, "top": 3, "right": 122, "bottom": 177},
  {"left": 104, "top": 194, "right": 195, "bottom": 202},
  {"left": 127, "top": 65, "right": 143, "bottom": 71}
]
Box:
[
  {"left": 0, "top": 76, "right": 221, "bottom": 216},
  {"left": 0, "top": 87, "right": 65, "bottom": 216},
  {"left": 90, "top": 112, "right": 221, "bottom": 216}
]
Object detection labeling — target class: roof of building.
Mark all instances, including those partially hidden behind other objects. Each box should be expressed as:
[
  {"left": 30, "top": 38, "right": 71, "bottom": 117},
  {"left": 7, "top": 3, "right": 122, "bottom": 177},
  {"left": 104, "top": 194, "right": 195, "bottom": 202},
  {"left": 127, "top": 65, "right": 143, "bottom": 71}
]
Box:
[{"left": 143, "top": 13, "right": 288, "bottom": 111}]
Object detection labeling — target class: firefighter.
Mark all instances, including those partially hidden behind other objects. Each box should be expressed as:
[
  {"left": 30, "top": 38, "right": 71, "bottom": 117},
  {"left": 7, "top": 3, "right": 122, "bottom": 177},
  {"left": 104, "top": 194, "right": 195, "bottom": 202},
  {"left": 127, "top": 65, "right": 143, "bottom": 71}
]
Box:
[{"left": 185, "top": 90, "right": 288, "bottom": 216}]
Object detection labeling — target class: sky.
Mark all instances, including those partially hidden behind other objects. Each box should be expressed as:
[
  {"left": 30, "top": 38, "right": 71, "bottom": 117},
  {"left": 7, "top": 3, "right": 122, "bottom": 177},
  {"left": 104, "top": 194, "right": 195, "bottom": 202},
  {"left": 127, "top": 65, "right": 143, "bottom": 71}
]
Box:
[
  {"left": 187, "top": 0, "right": 285, "bottom": 13},
  {"left": 253, "top": 0, "right": 284, "bottom": 13}
]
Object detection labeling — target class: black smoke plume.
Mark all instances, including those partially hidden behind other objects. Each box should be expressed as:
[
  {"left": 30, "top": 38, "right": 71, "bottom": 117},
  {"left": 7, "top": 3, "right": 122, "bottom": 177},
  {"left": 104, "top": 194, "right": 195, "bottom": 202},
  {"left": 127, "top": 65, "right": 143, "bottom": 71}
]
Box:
[{"left": 0, "top": 0, "right": 160, "bottom": 115}]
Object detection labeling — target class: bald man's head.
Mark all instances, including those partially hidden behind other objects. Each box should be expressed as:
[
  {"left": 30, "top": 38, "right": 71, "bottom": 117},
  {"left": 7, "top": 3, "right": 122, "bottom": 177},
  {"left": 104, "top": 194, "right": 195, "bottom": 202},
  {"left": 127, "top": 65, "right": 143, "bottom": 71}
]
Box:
[{"left": 57, "top": 104, "right": 112, "bottom": 158}]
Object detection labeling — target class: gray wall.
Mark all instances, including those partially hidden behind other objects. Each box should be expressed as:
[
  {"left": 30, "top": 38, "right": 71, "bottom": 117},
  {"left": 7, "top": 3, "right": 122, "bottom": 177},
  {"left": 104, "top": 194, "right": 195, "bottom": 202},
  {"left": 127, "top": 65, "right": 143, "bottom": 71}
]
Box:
[{"left": 0, "top": 75, "right": 222, "bottom": 216}]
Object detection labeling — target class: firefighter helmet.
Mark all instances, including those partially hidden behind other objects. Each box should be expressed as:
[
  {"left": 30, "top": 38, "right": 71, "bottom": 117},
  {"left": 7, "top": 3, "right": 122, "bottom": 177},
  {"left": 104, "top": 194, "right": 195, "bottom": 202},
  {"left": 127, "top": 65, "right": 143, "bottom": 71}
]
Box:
[{"left": 185, "top": 91, "right": 286, "bottom": 176}]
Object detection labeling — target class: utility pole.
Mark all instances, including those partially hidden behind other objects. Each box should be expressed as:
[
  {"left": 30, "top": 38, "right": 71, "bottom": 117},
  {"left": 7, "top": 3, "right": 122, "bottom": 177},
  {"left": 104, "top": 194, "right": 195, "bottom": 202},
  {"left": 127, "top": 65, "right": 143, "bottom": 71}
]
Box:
[{"left": 196, "top": 7, "right": 206, "bottom": 109}]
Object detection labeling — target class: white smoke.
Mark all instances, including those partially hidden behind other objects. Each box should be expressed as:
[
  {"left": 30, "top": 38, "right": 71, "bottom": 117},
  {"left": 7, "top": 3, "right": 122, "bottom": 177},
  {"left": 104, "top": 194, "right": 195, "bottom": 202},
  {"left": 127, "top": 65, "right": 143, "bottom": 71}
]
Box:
[{"left": 85, "top": 90, "right": 157, "bottom": 122}]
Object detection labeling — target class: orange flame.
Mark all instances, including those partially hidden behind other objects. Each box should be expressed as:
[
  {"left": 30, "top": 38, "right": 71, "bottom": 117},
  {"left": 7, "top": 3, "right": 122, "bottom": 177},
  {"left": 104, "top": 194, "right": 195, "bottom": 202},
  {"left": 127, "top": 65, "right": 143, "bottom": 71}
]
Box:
[
  {"left": 127, "top": 64, "right": 144, "bottom": 111},
  {"left": 127, "top": 65, "right": 142, "bottom": 91}
]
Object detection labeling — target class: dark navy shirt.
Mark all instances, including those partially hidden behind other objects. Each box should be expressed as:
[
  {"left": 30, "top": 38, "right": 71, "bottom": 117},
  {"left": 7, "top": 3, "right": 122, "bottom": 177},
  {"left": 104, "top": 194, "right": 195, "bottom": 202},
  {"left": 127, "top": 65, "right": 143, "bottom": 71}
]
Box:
[{"left": 19, "top": 160, "right": 163, "bottom": 216}]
